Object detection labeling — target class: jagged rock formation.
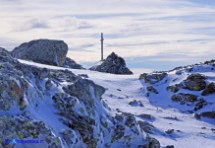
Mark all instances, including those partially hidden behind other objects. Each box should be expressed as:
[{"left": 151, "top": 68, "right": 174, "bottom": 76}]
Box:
[
  {"left": 11, "top": 39, "right": 68, "bottom": 66},
  {"left": 90, "top": 52, "right": 133, "bottom": 75},
  {"left": 63, "top": 57, "right": 84, "bottom": 69},
  {"left": 0, "top": 51, "right": 157, "bottom": 147}
]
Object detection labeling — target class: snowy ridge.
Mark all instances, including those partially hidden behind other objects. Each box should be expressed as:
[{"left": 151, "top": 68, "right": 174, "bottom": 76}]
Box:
[{"left": 17, "top": 59, "right": 215, "bottom": 148}]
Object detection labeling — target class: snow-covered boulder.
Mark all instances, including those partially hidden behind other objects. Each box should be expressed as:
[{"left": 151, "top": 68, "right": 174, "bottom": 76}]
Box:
[
  {"left": 12, "top": 39, "right": 68, "bottom": 66},
  {"left": 90, "top": 52, "right": 133, "bottom": 75}
]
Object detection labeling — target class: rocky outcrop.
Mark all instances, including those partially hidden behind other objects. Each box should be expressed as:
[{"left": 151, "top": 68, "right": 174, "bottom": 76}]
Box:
[
  {"left": 90, "top": 52, "right": 133, "bottom": 75},
  {"left": 183, "top": 74, "right": 207, "bottom": 91},
  {"left": 63, "top": 57, "right": 84, "bottom": 69},
  {"left": 202, "top": 82, "right": 215, "bottom": 96},
  {"left": 12, "top": 39, "right": 68, "bottom": 66},
  {"left": 194, "top": 99, "right": 207, "bottom": 111},
  {"left": 200, "top": 111, "right": 215, "bottom": 119},
  {"left": 0, "top": 47, "right": 11, "bottom": 57},
  {"left": 139, "top": 72, "right": 167, "bottom": 84},
  {"left": 147, "top": 86, "right": 159, "bottom": 94},
  {"left": 171, "top": 93, "right": 198, "bottom": 104},
  {"left": 166, "top": 85, "right": 179, "bottom": 93},
  {"left": 0, "top": 116, "right": 61, "bottom": 147},
  {"left": 166, "top": 74, "right": 207, "bottom": 93}
]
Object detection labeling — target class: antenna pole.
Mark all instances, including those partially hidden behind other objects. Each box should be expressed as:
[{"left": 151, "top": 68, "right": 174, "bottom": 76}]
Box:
[{"left": 101, "top": 32, "right": 104, "bottom": 61}]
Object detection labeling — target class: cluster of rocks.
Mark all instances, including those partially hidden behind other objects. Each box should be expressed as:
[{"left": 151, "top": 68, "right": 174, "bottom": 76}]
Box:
[
  {"left": 0, "top": 116, "right": 61, "bottom": 148},
  {"left": 90, "top": 52, "right": 133, "bottom": 75},
  {"left": 139, "top": 65, "right": 215, "bottom": 121},
  {"left": 165, "top": 72, "right": 215, "bottom": 119},
  {"left": 139, "top": 72, "right": 167, "bottom": 96},
  {"left": 139, "top": 72, "right": 167, "bottom": 84}
]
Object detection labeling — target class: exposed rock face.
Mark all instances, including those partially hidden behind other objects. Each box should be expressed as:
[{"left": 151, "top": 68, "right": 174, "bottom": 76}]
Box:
[
  {"left": 0, "top": 47, "right": 11, "bottom": 57},
  {"left": 166, "top": 85, "right": 179, "bottom": 93},
  {"left": 63, "top": 57, "right": 84, "bottom": 69},
  {"left": 194, "top": 99, "right": 207, "bottom": 111},
  {"left": 147, "top": 86, "right": 159, "bottom": 94},
  {"left": 90, "top": 52, "right": 133, "bottom": 75},
  {"left": 166, "top": 74, "right": 207, "bottom": 93},
  {"left": 171, "top": 93, "right": 198, "bottom": 104},
  {"left": 202, "top": 82, "right": 215, "bottom": 96},
  {"left": 183, "top": 74, "right": 207, "bottom": 91},
  {"left": 200, "top": 111, "right": 215, "bottom": 119},
  {"left": 143, "top": 136, "right": 160, "bottom": 148},
  {"left": 0, "top": 116, "right": 61, "bottom": 148},
  {"left": 139, "top": 72, "right": 167, "bottom": 84},
  {"left": 12, "top": 39, "right": 68, "bottom": 66}
]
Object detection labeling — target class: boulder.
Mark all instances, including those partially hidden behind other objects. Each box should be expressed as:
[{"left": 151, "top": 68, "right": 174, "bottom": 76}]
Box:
[
  {"left": 143, "top": 136, "right": 160, "bottom": 148},
  {"left": 201, "top": 82, "right": 215, "bottom": 96},
  {"left": 139, "top": 72, "right": 167, "bottom": 84},
  {"left": 89, "top": 52, "right": 133, "bottom": 75},
  {"left": 194, "top": 99, "right": 207, "bottom": 111},
  {"left": 147, "top": 86, "right": 159, "bottom": 94},
  {"left": 63, "top": 57, "right": 84, "bottom": 69},
  {"left": 166, "top": 85, "right": 179, "bottom": 93},
  {"left": 183, "top": 74, "right": 207, "bottom": 91},
  {"left": 200, "top": 111, "right": 215, "bottom": 119},
  {"left": 12, "top": 39, "right": 68, "bottom": 66},
  {"left": 171, "top": 93, "right": 198, "bottom": 104}
]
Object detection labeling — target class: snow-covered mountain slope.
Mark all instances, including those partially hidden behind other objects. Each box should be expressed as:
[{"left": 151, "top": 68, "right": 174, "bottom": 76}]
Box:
[
  {"left": 16, "top": 59, "right": 215, "bottom": 148},
  {"left": 0, "top": 55, "right": 160, "bottom": 148},
  {"left": 0, "top": 52, "right": 214, "bottom": 148}
]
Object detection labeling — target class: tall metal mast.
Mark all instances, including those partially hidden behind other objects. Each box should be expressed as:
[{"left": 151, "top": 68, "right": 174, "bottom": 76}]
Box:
[{"left": 101, "top": 32, "right": 104, "bottom": 61}]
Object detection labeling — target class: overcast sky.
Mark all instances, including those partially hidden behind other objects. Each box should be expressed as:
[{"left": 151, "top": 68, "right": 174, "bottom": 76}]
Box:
[{"left": 0, "top": 0, "right": 215, "bottom": 73}]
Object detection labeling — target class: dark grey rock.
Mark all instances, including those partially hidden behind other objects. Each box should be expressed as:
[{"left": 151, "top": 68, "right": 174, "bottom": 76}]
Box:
[
  {"left": 0, "top": 47, "right": 11, "bottom": 57},
  {"left": 129, "top": 100, "right": 144, "bottom": 107},
  {"left": 147, "top": 86, "right": 158, "bottom": 94},
  {"left": 202, "top": 82, "right": 215, "bottom": 96},
  {"left": 166, "top": 85, "right": 179, "bottom": 93},
  {"left": 63, "top": 57, "right": 84, "bottom": 69},
  {"left": 138, "top": 113, "right": 154, "bottom": 120},
  {"left": 200, "top": 111, "right": 215, "bottom": 119},
  {"left": 171, "top": 93, "right": 198, "bottom": 104},
  {"left": 12, "top": 39, "right": 68, "bottom": 66},
  {"left": 183, "top": 74, "right": 207, "bottom": 91},
  {"left": 140, "top": 72, "right": 167, "bottom": 84},
  {"left": 194, "top": 99, "right": 207, "bottom": 111},
  {"left": 138, "top": 121, "right": 156, "bottom": 134},
  {"left": 166, "top": 145, "right": 174, "bottom": 148},
  {"left": 0, "top": 116, "right": 61, "bottom": 148},
  {"left": 90, "top": 52, "right": 133, "bottom": 75},
  {"left": 144, "top": 136, "right": 160, "bottom": 148},
  {"left": 165, "top": 129, "right": 174, "bottom": 134}
]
